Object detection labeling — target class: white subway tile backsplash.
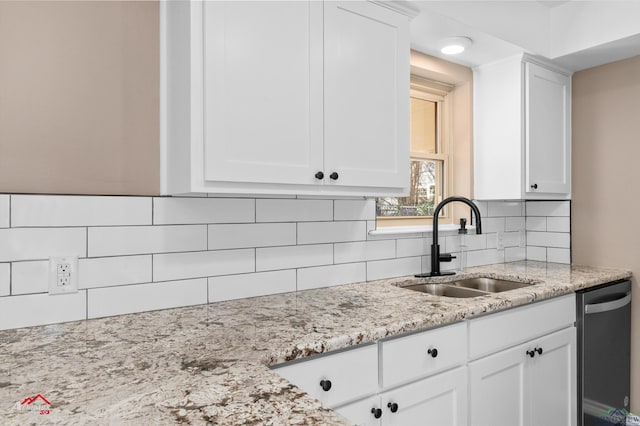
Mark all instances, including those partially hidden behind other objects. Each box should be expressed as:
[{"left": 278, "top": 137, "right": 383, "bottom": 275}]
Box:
[
  {"left": 367, "top": 257, "right": 421, "bottom": 281},
  {"left": 505, "top": 247, "right": 526, "bottom": 262},
  {"left": 0, "top": 195, "right": 9, "bottom": 228},
  {"left": 503, "top": 231, "right": 521, "bottom": 248},
  {"left": 526, "top": 201, "right": 570, "bottom": 217},
  {"left": 256, "top": 244, "right": 333, "bottom": 271},
  {"left": 482, "top": 217, "right": 506, "bottom": 233},
  {"left": 154, "top": 197, "right": 255, "bottom": 224},
  {"left": 153, "top": 249, "right": 255, "bottom": 282},
  {"left": 526, "top": 217, "right": 547, "bottom": 231},
  {"left": 88, "top": 225, "right": 206, "bottom": 257},
  {"left": 547, "top": 247, "right": 571, "bottom": 264},
  {"left": 334, "top": 240, "right": 396, "bottom": 264},
  {"left": 487, "top": 201, "right": 523, "bottom": 217},
  {"left": 527, "top": 246, "right": 547, "bottom": 262},
  {"left": 297, "top": 263, "right": 366, "bottom": 291},
  {"left": 11, "top": 195, "right": 151, "bottom": 227},
  {"left": 334, "top": 199, "right": 376, "bottom": 221},
  {"left": 0, "top": 263, "right": 9, "bottom": 296},
  {"left": 546, "top": 217, "right": 570, "bottom": 233},
  {"left": 0, "top": 193, "right": 573, "bottom": 330},
  {"left": 208, "top": 270, "right": 296, "bottom": 302},
  {"left": 298, "top": 221, "right": 367, "bottom": 245},
  {"left": 527, "top": 231, "right": 571, "bottom": 248},
  {"left": 87, "top": 279, "right": 207, "bottom": 319},
  {"left": 505, "top": 216, "right": 525, "bottom": 232},
  {"left": 0, "top": 291, "right": 86, "bottom": 330},
  {"left": 0, "top": 228, "right": 86, "bottom": 262},
  {"left": 396, "top": 238, "right": 429, "bottom": 257},
  {"left": 467, "top": 249, "right": 504, "bottom": 267},
  {"left": 79, "top": 255, "right": 152, "bottom": 289},
  {"left": 12, "top": 260, "right": 48, "bottom": 294},
  {"left": 473, "top": 200, "right": 488, "bottom": 219},
  {"left": 208, "top": 223, "right": 296, "bottom": 250},
  {"left": 256, "top": 199, "right": 333, "bottom": 222}
]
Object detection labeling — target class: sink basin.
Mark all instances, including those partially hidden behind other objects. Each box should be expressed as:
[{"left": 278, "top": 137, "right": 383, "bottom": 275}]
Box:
[
  {"left": 449, "top": 277, "right": 534, "bottom": 293},
  {"left": 400, "top": 277, "right": 537, "bottom": 298},
  {"left": 403, "top": 283, "right": 487, "bottom": 298}
]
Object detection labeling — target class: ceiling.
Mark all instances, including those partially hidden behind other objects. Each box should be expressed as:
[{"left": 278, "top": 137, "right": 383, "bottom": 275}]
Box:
[{"left": 408, "top": 0, "right": 640, "bottom": 71}]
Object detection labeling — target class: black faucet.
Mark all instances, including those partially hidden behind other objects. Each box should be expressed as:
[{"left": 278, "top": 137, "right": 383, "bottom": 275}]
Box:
[{"left": 416, "top": 196, "right": 482, "bottom": 277}]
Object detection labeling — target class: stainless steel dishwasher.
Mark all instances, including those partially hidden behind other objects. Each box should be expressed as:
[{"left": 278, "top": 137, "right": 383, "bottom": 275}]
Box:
[{"left": 577, "top": 280, "right": 632, "bottom": 426}]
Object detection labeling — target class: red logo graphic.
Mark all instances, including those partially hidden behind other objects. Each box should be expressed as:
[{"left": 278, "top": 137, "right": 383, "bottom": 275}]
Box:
[{"left": 21, "top": 393, "right": 51, "bottom": 406}]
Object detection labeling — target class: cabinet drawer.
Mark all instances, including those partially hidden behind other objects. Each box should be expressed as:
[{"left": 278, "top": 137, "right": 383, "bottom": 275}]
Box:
[
  {"left": 273, "top": 344, "right": 378, "bottom": 408},
  {"left": 469, "top": 293, "right": 575, "bottom": 359},
  {"left": 380, "top": 322, "right": 466, "bottom": 388}
]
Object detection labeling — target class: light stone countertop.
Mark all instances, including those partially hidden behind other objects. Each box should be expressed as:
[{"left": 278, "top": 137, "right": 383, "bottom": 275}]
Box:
[{"left": 0, "top": 261, "right": 631, "bottom": 425}]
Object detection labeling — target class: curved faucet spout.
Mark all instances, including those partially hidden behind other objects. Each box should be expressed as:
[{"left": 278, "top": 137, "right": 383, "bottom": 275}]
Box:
[{"left": 416, "top": 196, "right": 482, "bottom": 278}]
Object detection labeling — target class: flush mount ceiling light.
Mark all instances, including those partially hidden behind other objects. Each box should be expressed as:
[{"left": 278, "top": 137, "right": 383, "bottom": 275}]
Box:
[{"left": 438, "top": 37, "right": 473, "bottom": 55}]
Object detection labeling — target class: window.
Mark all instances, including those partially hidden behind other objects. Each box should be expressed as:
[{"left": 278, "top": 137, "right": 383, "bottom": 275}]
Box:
[{"left": 377, "top": 76, "right": 453, "bottom": 226}]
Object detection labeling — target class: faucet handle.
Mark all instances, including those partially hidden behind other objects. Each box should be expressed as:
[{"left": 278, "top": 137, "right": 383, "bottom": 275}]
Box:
[{"left": 439, "top": 253, "right": 457, "bottom": 262}]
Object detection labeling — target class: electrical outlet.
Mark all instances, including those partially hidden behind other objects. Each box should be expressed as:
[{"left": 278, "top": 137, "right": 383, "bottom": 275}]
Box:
[{"left": 49, "top": 257, "right": 78, "bottom": 295}]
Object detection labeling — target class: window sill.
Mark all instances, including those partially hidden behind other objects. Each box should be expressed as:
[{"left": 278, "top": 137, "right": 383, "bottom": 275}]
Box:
[{"left": 368, "top": 223, "right": 476, "bottom": 236}]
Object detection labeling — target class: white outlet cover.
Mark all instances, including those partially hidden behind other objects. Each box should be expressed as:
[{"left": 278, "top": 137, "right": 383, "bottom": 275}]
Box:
[{"left": 49, "top": 256, "right": 79, "bottom": 295}]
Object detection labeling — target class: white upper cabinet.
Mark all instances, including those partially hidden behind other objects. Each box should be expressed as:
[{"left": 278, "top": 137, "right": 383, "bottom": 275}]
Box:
[
  {"left": 162, "top": 1, "right": 415, "bottom": 196},
  {"left": 473, "top": 54, "right": 571, "bottom": 200},
  {"left": 324, "top": 2, "right": 409, "bottom": 190},
  {"left": 203, "top": 1, "right": 323, "bottom": 187}
]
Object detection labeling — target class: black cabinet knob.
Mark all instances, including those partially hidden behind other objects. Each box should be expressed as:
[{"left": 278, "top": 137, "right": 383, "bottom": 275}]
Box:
[
  {"left": 531, "top": 183, "right": 538, "bottom": 189},
  {"left": 315, "top": 171, "right": 324, "bottom": 180},
  {"left": 536, "top": 347, "right": 543, "bottom": 355},
  {"left": 371, "top": 408, "right": 382, "bottom": 419},
  {"left": 329, "top": 172, "right": 339, "bottom": 180},
  {"left": 387, "top": 402, "right": 399, "bottom": 413},
  {"left": 428, "top": 348, "right": 438, "bottom": 358},
  {"left": 319, "top": 380, "right": 332, "bottom": 392},
  {"left": 526, "top": 349, "right": 536, "bottom": 358}
]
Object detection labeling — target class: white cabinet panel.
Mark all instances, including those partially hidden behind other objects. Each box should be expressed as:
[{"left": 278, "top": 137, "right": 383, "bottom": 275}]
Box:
[
  {"left": 525, "top": 62, "right": 571, "bottom": 195},
  {"left": 528, "top": 327, "right": 577, "bottom": 426},
  {"left": 380, "top": 367, "right": 467, "bottom": 426},
  {"left": 469, "top": 293, "right": 575, "bottom": 359},
  {"left": 335, "top": 395, "right": 381, "bottom": 426},
  {"left": 324, "top": 1, "right": 409, "bottom": 190},
  {"left": 273, "top": 343, "right": 378, "bottom": 408},
  {"left": 203, "top": 1, "right": 323, "bottom": 186},
  {"left": 469, "top": 342, "right": 527, "bottom": 426},
  {"left": 380, "top": 322, "right": 466, "bottom": 388}
]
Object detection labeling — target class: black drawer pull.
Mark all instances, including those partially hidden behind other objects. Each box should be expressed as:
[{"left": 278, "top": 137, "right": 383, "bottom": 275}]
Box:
[{"left": 319, "top": 380, "right": 332, "bottom": 392}]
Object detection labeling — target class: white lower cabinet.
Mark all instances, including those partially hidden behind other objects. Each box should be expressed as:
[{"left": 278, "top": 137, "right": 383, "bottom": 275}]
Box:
[
  {"left": 272, "top": 294, "right": 576, "bottom": 426},
  {"left": 335, "top": 367, "right": 467, "bottom": 426}
]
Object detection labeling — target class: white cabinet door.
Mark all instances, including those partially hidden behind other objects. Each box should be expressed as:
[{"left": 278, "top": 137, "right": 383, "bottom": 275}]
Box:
[
  {"left": 469, "top": 344, "right": 527, "bottom": 426},
  {"left": 525, "top": 62, "right": 571, "bottom": 196},
  {"left": 324, "top": 1, "right": 409, "bottom": 190},
  {"left": 527, "top": 327, "right": 577, "bottom": 426},
  {"left": 335, "top": 395, "right": 382, "bottom": 426},
  {"left": 203, "top": 1, "right": 324, "bottom": 186},
  {"left": 380, "top": 366, "right": 467, "bottom": 426}
]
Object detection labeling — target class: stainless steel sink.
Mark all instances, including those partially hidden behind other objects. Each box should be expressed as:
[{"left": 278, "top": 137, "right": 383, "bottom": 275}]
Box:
[
  {"left": 404, "top": 283, "right": 487, "bottom": 298},
  {"left": 400, "top": 277, "right": 536, "bottom": 298},
  {"left": 449, "top": 277, "right": 534, "bottom": 292}
]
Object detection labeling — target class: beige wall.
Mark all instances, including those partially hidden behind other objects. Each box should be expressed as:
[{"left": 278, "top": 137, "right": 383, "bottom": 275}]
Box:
[
  {"left": 0, "top": 1, "right": 159, "bottom": 195},
  {"left": 572, "top": 55, "right": 640, "bottom": 411},
  {"left": 410, "top": 51, "right": 474, "bottom": 223}
]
